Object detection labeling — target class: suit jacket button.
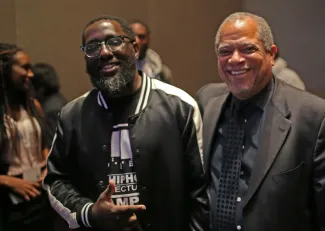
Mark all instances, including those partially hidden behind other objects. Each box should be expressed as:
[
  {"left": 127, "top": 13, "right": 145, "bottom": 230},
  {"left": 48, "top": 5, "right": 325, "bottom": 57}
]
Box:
[
  {"left": 97, "top": 181, "right": 105, "bottom": 192},
  {"left": 102, "top": 145, "right": 108, "bottom": 152}
]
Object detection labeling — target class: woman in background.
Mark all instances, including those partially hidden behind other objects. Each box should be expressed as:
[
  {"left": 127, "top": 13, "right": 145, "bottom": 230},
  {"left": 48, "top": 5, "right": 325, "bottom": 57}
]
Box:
[{"left": 0, "top": 43, "right": 52, "bottom": 231}]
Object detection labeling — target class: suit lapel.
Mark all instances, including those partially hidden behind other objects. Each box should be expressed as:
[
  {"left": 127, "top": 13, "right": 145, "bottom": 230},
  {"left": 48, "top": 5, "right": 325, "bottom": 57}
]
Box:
[
  {"left": 243, "top": 90, "right": 291, "bottom": 207},
  {"left": 203, "top": 93, "right": 229, "bottom": 171}
]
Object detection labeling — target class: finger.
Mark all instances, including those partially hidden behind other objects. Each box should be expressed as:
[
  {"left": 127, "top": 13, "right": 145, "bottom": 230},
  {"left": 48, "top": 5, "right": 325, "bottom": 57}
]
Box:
[
  {"left": 122, "top": 214, "right": 138, "bottom": 231},
  {"left": 27, "top": 189, "right": 38, "bottom": 198},
  {"left": 39, "top": 171, "right": 47, "bottom": 182},
  {"left": 117, "top": 213, "right": 137, "bottom": 231},
  {"left": 23, "top": 192, "right": 31, "bottom": 201},
  {"left": 128, "top": 213, "right": 137, "bottom": 224},
  {"left": 39, "top": 176, "right": 47, "bottom": 184},
  {"left": 33, "top": 182, "right": 41, "bottom": 188},
  {"left": 28, "top": 185, "right": 41, "bottom": 196},
  {"left": 116, "top": 204, "right": 146, "bottom": 213},
  {"left": 27, "top": 186, "right": 41, "bottom": 197},
  {"left": 118, "top": 213, "right": 137, "bottom": 223},
  {"left": 102, "top": 180, "right": 116, "bottom": 201}
]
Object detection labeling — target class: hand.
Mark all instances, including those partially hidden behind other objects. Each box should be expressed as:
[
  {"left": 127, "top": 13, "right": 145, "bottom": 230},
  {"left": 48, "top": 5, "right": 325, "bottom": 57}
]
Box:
[
  {"left": 91, "top": 180, "right": 146, "bottom": 230},
  {"left": 38, "top": 168, "right": 47, "bottom": 183},
  {"left": 4, "top": 176, "right": 41, "bottom": 201}
]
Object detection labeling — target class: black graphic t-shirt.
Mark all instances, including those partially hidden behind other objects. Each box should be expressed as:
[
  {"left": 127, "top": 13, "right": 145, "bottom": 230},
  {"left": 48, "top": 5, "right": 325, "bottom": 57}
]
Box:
[{"left": 104, "top": 86, "right": 141, "bottom": 206}]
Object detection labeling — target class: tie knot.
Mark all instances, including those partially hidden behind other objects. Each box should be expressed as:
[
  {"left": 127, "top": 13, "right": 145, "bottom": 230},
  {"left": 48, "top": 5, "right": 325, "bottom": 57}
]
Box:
[{"left": 231, "top": 100, "right": 248, "bottom": 119}]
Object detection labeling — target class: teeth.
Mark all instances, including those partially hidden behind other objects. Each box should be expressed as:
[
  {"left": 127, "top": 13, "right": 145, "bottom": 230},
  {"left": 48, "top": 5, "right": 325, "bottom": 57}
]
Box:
[
  {"left": 230, "top": 70, "right": 247, "bottom": 75},
  {"left": 103, "top": 64, "right": 117, "bottom": 68}
]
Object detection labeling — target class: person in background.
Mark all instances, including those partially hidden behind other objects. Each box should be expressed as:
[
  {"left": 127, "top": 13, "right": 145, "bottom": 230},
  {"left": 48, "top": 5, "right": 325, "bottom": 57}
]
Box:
[
  {"left": 32, "top": 62, "right": 67, "bottom": 148},
  {"left": 273, "top": 46, "right": 306, "bottom": 90},
  {"left": 0, "top": 43, "right": 52, "bottom": 231},
  {"left": 130, "top": 20, "right": 173, "bottom": 84}
]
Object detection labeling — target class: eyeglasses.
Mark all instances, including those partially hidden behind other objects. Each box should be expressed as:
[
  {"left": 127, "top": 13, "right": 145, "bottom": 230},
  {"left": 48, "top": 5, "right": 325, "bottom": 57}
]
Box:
[{"left": 80, "top": 35, "right": 133, "bottom": 58}]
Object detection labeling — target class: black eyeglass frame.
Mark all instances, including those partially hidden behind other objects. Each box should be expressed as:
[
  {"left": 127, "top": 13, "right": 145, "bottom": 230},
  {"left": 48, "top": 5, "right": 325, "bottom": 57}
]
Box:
[{"left": 80, "top": 35, "right": 134, "bottom": 58}]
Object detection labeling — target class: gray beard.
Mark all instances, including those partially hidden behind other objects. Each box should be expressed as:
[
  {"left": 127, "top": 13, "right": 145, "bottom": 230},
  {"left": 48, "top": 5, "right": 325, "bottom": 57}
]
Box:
[{"left": 90, "top": 57, "right": 136, "bottom": 97}]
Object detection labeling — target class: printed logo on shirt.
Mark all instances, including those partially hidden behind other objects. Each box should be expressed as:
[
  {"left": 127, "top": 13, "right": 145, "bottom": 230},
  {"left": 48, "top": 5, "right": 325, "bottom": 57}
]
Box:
[
  {"left": 109, "top": 172, "right": 139, "bottom": 205},
  {"left": 108, "top": 124, "right": 140, "bottom": 205}
]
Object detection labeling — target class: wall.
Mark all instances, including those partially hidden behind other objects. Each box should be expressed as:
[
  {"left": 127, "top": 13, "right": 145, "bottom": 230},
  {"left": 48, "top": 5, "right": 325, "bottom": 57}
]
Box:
[
  {"left": 2, "top": 1, "right": 325, "bottom": 98},
  {"left": 0, "top": 0, "right": 16, "bottom": 43},
  {"left": 147, "top": 0, "right": 243, "bottom": 95},
  {"left": 243, "top": 0, "right": 325, "bottom": 97},
  {"left": 0, "top": 0, "right": 242, "bottom": 100}
]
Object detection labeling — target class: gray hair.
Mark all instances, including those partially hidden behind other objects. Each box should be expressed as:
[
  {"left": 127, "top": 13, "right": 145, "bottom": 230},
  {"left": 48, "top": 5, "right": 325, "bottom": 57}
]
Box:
[{"left": 215, "top": 12, "right": 274, "bottom": 52}]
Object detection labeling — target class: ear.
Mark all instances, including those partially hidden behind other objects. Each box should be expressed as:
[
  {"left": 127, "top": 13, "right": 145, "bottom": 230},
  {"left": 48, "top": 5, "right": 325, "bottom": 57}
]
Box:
[
  {"left": 269, "top": 44, "right": 278, "bottom": 66},
  {"left": 133, "top": 41, "right": 140, "bottom": 59}
]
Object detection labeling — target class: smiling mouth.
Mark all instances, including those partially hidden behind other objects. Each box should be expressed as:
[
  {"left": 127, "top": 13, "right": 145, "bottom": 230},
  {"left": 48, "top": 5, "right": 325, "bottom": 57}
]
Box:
[
  {"left": 227, "top": 69, "right": 250, "bottom": 76},
  {"left": 99, "top": 63, "right": 120, "bottom": 75}
]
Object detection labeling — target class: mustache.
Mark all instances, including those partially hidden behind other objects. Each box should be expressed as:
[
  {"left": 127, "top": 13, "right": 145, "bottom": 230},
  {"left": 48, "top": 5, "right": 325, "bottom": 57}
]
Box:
[{"left": 87, "top": 56, "right": 136, "bottom": 95}]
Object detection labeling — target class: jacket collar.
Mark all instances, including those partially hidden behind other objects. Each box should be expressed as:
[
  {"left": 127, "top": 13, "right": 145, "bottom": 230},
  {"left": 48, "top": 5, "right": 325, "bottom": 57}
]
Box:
[{"left": 96, "top": 72, "right": 152, "bottom": 115}]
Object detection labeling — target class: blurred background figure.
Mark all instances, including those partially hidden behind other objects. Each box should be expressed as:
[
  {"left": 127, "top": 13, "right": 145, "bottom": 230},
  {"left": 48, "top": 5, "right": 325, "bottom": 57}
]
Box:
[
  {"left": 130, "top": 20, "right": 173, "bottom": 84},
  {"left": 273, "top": 46, "right": 306, "bottom": 90},
  {"left": 32, "top": 62, "right": 67, "bottom": 148},
  {"left": 0, "top": 43, "right": 52, "bottom": 231}
]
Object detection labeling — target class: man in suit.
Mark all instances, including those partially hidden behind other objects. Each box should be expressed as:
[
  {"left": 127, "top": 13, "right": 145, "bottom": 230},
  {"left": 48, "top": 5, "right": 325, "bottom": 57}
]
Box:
[{"left": 196, "top": 12, "right": 325, "bottom": 231}]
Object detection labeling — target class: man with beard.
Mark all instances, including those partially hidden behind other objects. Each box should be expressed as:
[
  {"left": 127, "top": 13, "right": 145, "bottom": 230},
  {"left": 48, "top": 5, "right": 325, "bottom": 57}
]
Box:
[
  {"left": 130, "top": 20, "right": 173, "bottom": 84},
  {"left": 43, "top": 15, "right": 208, "bottom": 231}
]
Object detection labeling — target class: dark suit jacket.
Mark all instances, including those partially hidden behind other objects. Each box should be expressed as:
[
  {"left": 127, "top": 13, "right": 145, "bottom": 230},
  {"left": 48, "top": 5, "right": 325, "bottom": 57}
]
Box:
[{"left": 196, "top": 78, "right": 325, "bottom": 231}]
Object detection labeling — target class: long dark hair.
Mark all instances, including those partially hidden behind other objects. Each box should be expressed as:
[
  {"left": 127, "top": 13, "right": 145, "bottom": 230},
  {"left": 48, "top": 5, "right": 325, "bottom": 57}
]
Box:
[{"left": 0, "top": 43, "right": 43, "bottom": 172}]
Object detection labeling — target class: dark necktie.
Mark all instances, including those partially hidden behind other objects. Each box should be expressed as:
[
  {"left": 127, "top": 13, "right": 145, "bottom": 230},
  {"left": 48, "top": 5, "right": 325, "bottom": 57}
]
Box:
[{"left": 215, "top": 105, "right": 245, "bottom": 230}]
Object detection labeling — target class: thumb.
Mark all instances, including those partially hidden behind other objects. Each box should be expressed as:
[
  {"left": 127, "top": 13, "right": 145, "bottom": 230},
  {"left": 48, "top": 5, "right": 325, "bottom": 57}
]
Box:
[{"left": 102, "top": 180, "right": 116, "bottom": 202}]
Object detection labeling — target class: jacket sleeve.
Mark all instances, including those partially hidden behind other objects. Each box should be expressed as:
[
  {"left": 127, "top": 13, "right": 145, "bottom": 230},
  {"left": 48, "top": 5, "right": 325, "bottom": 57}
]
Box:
[
  {"left": 313, "top": 115, "right": 325, "bottom": 230},
  {"left": 181, "top": 101, "right": 210, "bottom": 231},
  {"left": 43, "top": 112, "right": 94, "bottom": 229}
]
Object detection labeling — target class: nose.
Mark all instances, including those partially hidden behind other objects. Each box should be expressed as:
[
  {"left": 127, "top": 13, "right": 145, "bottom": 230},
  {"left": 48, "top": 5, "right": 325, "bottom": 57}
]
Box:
[
  {"left": 27, "top": 69, "right": 34, "bottom": 78},
  {"left": 228, "top": 50, "right": 245, "bottom": 64},
  {"left": 99, "top": 42, "right": 113, "bottom": 57}
]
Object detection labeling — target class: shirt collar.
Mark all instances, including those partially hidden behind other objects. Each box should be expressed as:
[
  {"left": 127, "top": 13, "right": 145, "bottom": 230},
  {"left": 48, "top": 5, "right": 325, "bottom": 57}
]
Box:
[
  {"left": 97, "top": 71, "right": 152, "bottom": 115},
  {"left": 232, "top": 78, "right": 274, "bottom": 112}
]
